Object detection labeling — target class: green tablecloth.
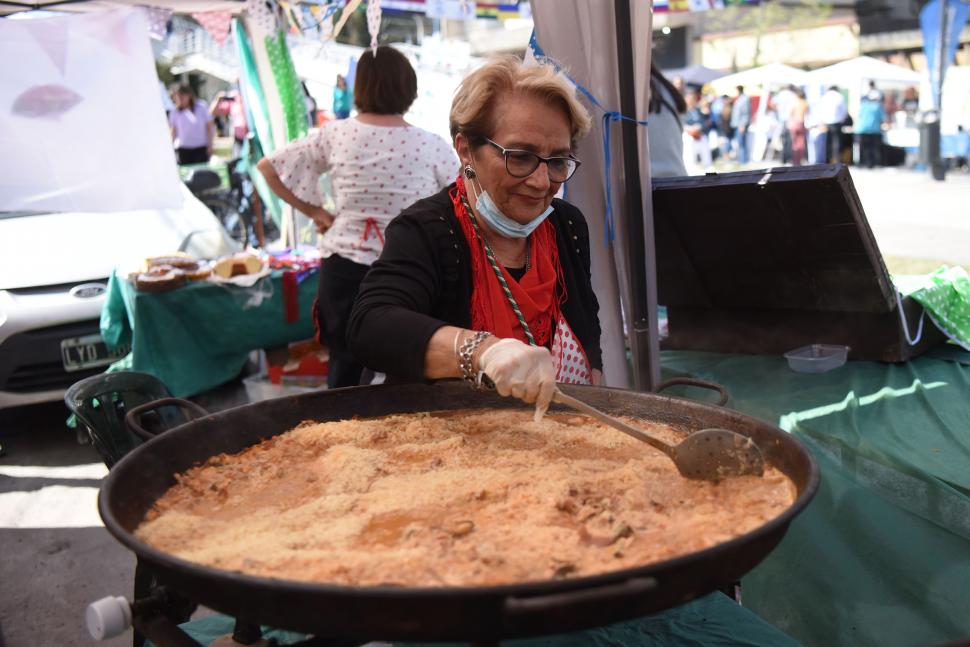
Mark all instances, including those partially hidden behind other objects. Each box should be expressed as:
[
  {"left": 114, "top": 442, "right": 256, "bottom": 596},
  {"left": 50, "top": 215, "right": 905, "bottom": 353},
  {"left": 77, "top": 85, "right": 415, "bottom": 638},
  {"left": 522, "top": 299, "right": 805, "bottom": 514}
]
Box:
[
  {"left": 100, "top": 268, "right": 317, "bottom": 397},
  {"left": 163, "top": 591, "right": 800, "bottom": 646},
  {"left": 660, "top": 350, "right": 970, "bottom": 647}
]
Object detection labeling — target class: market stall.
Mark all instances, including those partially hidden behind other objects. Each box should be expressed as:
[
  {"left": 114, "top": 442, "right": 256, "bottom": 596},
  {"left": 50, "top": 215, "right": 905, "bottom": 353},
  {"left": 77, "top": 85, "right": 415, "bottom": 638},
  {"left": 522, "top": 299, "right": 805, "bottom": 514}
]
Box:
[
  {"left": 807, "top": 56, "right": 924, "bottom": 166},
  {"left": 8, "top": 1, "right": 967, "bottom": 646},
  {"left": 100, "top": 255, "right": 319, "bottom": 398},
  {"left": 806, "top": 55, "right": 922, "bottom": 114},
  {"left": 707, "top": 62, "right": 810, "bottom": 97},
  {"left": 708, "top": 63, "right": 812, "bottom": 162}
]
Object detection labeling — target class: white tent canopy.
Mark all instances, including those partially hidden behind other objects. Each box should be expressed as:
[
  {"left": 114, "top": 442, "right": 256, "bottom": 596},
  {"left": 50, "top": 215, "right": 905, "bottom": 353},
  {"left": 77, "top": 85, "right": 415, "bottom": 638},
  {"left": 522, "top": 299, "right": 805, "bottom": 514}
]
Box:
[
  {"left": 0, "top": 0, "right": 244, "bottom": 16},
  {"left": 808, "top": 55, "right": 921, "bottom": 90},
  {"left": 808, "top": 56, "right": 922, "bottom": 124},
  {"left": 709, "top": 63, "right": 810, "bottom": 95},
  {"left": 532, "top": 0, "right": 656, "bottom": 389}
]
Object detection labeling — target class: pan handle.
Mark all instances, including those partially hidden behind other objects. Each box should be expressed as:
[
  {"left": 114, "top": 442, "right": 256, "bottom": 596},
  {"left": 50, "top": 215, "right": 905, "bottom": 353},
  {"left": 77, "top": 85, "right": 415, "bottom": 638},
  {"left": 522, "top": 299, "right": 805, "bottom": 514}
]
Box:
[
  {"left": 656, "top": 378, "right": 729, "bottom": 407},
  {"left": 126, "top": 398, "right": 209, "bottom": 441},
  {"left": 504, "top": 576, "right": 657, "bottom": 620}
]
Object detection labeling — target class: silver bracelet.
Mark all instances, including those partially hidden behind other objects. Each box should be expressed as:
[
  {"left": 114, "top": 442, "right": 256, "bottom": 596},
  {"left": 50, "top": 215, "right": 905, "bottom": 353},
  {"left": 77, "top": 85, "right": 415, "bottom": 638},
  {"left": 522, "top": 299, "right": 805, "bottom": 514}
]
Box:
[
  {"left": 453, "top": 328, "right": 463, "bottom": 361},
  {"left": 457, "top": 330, "right": 492, "bottom": 384}
]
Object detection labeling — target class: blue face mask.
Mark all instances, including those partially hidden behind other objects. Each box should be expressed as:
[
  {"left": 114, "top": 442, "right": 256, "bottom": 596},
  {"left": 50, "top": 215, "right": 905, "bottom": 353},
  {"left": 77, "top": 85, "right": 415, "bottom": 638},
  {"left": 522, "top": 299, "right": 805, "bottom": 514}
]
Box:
[{"left": 472, "top": 184, "right": 554, "bottom": 239}]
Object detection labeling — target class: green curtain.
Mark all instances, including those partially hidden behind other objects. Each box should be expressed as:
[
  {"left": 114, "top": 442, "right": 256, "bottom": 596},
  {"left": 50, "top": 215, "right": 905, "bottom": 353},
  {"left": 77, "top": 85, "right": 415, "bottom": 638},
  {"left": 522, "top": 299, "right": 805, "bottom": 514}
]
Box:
[
  {"left": 264, "top": 30, "right": 308, "bottom": 142},
  {"left": 233, "top": 19, "right": 282, "bottom": 226}
]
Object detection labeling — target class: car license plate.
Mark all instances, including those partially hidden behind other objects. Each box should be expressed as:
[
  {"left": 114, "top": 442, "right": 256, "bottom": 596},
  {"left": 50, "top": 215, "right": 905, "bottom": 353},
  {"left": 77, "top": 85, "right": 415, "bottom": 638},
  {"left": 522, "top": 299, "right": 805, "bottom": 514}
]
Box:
[{"left": 60, "top": 334, "right": 129, "bottom": 372}]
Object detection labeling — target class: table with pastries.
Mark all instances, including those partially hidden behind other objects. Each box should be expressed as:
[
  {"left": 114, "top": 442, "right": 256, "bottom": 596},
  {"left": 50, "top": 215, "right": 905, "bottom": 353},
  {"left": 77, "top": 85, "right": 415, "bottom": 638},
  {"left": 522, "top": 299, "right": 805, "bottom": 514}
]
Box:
[{"left": 100, "top": 263, "right": 319, "bottom": 398}]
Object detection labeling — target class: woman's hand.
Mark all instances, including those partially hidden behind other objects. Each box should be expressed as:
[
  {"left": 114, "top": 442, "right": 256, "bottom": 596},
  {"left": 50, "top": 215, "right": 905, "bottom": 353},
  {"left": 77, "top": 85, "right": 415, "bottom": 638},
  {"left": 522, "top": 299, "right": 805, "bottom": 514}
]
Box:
[
  {"left": 309, "top": 206, "right": 335, "bottom": 234},
  {"left": 477, "top": 338, "right": 557, "bottom": 418}
]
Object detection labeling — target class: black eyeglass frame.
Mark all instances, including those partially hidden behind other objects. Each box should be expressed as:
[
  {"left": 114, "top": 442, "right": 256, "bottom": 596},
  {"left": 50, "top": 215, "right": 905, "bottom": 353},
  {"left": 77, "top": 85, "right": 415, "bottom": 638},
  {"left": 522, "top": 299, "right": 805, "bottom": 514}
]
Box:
[{"left": 483, "top": 137, "right": 582, "bottom": 182}]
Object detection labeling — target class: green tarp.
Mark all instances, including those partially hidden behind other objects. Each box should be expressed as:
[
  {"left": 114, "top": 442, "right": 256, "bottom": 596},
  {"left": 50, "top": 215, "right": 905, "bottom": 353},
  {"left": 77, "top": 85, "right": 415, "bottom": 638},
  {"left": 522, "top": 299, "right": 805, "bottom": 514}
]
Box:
[
  {"left": 660, "top": 350, "right": 970, "bottom": 647},
  {"left": 159, "top": 591, "right": 801, "bottom": 647}
]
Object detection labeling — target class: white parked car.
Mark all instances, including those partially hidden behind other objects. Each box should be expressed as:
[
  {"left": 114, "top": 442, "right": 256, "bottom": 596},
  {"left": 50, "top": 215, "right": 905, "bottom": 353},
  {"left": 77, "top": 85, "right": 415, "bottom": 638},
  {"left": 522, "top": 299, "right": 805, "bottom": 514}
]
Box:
[{"left": 0, "top": 186, "right": 238, "bottom": 409}]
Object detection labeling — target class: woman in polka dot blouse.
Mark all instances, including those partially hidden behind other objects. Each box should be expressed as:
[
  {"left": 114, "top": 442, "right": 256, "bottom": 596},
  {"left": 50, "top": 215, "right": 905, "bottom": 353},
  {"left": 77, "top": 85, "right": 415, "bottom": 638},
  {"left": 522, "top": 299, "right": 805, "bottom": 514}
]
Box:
[{"left": 258, "top": 46, "right": 459, "bottom": 388}]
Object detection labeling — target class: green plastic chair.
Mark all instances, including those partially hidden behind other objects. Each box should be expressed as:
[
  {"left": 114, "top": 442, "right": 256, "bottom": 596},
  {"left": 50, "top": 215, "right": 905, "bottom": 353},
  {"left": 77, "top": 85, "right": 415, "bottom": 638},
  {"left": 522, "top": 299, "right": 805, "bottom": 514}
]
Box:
[
  {"left": 64, "top": 371, "right": 183, "bottom": 469},
  {"left": 65, "top": 371, "right": 201, "bottom": 647}
]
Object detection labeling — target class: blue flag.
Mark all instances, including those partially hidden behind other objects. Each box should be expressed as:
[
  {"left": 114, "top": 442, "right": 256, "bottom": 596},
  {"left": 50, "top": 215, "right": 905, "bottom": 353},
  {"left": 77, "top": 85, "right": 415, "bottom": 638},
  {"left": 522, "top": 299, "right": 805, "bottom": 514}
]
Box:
[{"left": 920, "top": 0, "right": 970, "bottom": 109}]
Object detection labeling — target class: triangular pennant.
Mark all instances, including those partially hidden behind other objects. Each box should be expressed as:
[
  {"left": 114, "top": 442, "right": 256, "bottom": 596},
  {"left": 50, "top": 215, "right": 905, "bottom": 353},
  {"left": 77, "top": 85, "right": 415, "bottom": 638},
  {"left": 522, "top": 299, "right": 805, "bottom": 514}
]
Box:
[
  {"left": 73, "top": 9, "right": 132, "bottom": 56},
  {"left": 20, "top": 15, "right": 69, "bottom": 75},
  {"left": 366, "top": 0, "right": 382, "bottom": 49},
  {"left": 191, "top": 11, "right": 232, "bottom": 46},
  {"left": 144, "top": 5, "right": 172, "bottom": 41},
  {"left": 246, "top": 0, "right": 279, "bottom": 35}
]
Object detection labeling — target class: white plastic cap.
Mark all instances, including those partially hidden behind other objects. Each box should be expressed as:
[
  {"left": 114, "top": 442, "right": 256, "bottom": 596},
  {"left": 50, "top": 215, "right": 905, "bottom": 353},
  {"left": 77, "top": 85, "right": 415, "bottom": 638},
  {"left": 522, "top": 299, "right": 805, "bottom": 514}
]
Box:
[{"left": 85, "top": 596, "right": 132, "bottom": 640}]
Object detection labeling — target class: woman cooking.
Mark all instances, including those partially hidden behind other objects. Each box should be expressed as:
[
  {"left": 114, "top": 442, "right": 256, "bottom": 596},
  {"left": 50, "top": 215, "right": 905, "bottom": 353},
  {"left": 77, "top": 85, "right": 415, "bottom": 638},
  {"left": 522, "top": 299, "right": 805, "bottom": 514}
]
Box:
[{"left": 349, "top": 57, "right": 601, "bottom": 416}]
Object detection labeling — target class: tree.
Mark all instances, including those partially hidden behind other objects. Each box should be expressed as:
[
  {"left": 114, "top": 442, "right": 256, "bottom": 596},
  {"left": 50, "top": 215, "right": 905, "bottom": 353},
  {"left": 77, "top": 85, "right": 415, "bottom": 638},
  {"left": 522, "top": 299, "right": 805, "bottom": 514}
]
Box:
[{"left": 701, "top": 0, "right": 834, "bottom": 69}]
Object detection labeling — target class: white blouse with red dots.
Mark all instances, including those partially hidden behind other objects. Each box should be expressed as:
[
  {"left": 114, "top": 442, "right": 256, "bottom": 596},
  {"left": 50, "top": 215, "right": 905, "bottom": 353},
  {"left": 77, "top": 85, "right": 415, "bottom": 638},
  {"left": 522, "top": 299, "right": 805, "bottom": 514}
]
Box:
[{"left": 268, "top": 118, "right": 459, "bottom": 266}]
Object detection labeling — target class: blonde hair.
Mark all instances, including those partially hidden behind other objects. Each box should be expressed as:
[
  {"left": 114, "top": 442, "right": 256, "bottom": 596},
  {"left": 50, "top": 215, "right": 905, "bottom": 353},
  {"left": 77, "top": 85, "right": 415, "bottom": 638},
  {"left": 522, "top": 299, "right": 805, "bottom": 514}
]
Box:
[{"left": 449, "top": 56, "right": 592, "bottom": 148}]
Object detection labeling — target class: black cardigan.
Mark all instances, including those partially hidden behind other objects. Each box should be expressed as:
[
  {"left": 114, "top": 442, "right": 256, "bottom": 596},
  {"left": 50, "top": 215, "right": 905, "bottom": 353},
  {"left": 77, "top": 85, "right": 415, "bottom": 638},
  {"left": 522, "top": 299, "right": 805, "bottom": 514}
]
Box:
[{"left": 347, "top": 185, "right": 602, "bottom": 381}]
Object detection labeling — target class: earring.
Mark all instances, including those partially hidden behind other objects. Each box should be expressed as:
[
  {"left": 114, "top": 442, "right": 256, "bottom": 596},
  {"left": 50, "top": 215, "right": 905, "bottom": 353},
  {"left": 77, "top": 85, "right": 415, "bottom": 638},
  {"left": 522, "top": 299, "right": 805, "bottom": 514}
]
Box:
[{"left": 463, "top": 164, "right": 476, "bottom": 179}]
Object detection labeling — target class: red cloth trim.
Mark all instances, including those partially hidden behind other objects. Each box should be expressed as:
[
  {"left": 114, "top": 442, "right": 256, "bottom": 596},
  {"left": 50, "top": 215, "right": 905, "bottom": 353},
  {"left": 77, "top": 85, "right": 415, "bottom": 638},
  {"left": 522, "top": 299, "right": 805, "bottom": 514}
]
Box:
[
  {"left": 360, "top": 217, "right": 385, "bottom": 246},
  {"left": 450, "top": 176, "right": 567, "bottom": 348},
  {"left": 282, "top": 270, "right": 299, "bottom": 324}
]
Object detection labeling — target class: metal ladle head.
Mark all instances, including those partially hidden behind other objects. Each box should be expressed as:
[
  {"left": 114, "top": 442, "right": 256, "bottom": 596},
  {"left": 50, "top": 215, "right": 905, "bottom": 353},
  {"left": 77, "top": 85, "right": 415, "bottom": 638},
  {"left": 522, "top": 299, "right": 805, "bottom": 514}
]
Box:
[
  {"left": 674, "top": 428, "right": 765, "bottom": 480},
  {"left": 550, "top": 390, "right": 765, "bottom": 481}
]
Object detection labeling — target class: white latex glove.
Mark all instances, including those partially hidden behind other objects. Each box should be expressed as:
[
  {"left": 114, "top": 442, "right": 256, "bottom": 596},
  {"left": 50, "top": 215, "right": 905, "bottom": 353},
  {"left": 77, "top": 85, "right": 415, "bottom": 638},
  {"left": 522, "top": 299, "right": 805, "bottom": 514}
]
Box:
[{"left": 478, "top": 338, "right": 557, "bottom": 420}]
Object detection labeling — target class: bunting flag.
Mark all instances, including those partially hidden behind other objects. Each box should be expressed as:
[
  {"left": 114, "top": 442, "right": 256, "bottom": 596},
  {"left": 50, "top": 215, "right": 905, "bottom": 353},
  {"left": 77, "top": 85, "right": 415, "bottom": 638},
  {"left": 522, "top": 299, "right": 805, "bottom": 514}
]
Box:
[
  {"left": 264, "top": 30, "right": 308, "bottom": 141},
  {"left": 19, "top": 16, "right": 69, "bottom": 75},
  {"left": 473, "top": 2, "right": 522, "bottom": 19},
  {"left": 658, "top": 0, "right": 750, "bottom": 11},
  {"left": 688, "top": 0, "right": 726, "bottom": 11},
  {"left": 277, "top": 1, "right": 303, "bottom": 33},
  {"left": 144, "top": 6, "right": 172, "bottom": 40},
  {"left": 332, "top": 0, "right": 363, "bottom": 40},
  {"left": 366, "top": 0, "right": 382, "bottom": 49},
  {"left": 233, "top": 19, "right": 282, "bottom": 224},
  {"left": 423, "top": 0, "right": 475, "bottom": 19},
  {"left": 72, "top": 9, "right": 134, "bottom": 55},
  {"left": 302, "top": 4, "right": 320, "bottom": 34},
  {"left": 381, "top": 0, "right": 426, "bottom": 12},
  {"left": 191, "top": 10, "right": 232, "bottom": 45},
  {"left": 246, "top": 0, "right": 279, "bottom": 34}
]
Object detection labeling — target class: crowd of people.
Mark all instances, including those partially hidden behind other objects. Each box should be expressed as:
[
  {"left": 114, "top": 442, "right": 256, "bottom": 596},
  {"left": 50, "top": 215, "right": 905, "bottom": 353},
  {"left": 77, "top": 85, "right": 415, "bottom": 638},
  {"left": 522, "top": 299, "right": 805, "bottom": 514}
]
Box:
[{"left": 672, "top": 75, "right": 922, "bottom": 173}]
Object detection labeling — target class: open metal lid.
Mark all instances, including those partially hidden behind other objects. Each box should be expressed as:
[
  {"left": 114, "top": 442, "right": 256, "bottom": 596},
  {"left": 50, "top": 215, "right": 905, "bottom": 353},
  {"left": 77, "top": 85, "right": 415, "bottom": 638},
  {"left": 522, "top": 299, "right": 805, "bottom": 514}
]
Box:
[{"left": 652, "top": 164, "right": 896, "bottom": 314}]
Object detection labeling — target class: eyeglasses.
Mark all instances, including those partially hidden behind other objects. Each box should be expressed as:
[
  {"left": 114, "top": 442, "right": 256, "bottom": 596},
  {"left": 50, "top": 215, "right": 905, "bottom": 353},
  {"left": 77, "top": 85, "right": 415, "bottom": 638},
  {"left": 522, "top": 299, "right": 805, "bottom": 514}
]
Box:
[{"left": 484, "top": 138, "right": 581, "bottom": 182}]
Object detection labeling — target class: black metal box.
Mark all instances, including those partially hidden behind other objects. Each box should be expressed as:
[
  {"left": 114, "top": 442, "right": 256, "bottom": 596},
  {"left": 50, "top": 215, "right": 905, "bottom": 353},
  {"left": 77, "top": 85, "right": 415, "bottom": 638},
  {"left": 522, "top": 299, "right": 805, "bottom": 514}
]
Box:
[{"left": 652, "top": 164, "right": 942, "bottom": 362}]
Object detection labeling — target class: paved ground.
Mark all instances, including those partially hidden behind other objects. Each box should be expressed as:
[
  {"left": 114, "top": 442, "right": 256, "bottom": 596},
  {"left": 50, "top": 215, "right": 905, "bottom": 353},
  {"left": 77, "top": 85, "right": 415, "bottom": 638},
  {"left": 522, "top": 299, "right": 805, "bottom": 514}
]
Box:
[
  {"left": 847, "top": 166, "right": 970, "bottom": 268},
  {"left": 0, "top": 163, "right": 966, "bottom": 647},
  {"left": 0, "top": 382, "right": 248, "bottom": 647}
]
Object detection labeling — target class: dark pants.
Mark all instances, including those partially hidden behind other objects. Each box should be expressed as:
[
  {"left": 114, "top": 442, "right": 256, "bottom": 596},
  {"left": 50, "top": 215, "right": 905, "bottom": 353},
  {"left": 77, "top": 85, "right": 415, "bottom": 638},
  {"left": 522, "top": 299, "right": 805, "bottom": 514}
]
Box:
[
  {"left": 176, "top": 146, "right": 209, "bottom": 165},
  {"left": 859, "top": 133, "right": 881, "bottom": 168},
  {"left": 316, "top": 254, "right": 369, "bottom": 389},
  {"left": 824, "top": 124, "right": 843, "bottom": 164},
  {"left": 734, "top": 125, "right": 749, "bottom": 163}
]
